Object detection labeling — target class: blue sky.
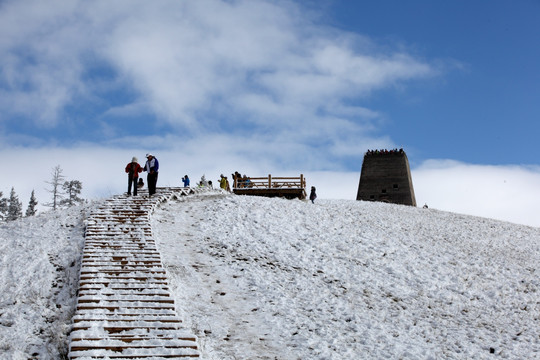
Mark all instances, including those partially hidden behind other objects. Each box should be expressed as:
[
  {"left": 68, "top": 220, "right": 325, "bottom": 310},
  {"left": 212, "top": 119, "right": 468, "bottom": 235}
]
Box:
[
  {"left": 1, "top": 0, "right": 540, "bottom": 226},
  {"left": 327, "top": 0, "right": 540, "bottom": 167}
]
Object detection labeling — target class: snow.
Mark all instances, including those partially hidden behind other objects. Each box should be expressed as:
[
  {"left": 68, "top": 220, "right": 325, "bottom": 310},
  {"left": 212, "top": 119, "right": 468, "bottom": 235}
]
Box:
[
  {"left": 1, "top": 190, "right": 540, "bottom": 359},
  {"left": 0, "top": 204, "right": 91, "bottom": 359}
]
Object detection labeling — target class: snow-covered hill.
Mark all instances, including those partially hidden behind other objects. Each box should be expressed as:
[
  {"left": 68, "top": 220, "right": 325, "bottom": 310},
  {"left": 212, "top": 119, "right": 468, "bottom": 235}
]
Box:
[
  {"left": 0, "top": 204, "right": 90, "bottom": 359},
  {"left": 1, "top": 192, "right": 539, "bottom": 359}
]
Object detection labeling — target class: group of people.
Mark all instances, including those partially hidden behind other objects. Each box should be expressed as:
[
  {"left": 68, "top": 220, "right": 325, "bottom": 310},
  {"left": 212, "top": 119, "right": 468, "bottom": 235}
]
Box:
[
  {"left": 125, "top": 153, "right": 219, "bottom": 197},
  {"left": 124, "top": 154, "right": 159, "bottom": 196},
  {"left": 365, "top": 148, "right": 404, "bottom": 156},
  {"left": 232, "top": 171, "right": 252, "bottom": 188},
  {"left": 219, "top": 174, "right": 231, "bottom": 192},
  {"left": 125, "top": 157, "right": 318, "bottom": 203},
  {"left": 220, "top": 172, "right": 253, "bottom": 191}
]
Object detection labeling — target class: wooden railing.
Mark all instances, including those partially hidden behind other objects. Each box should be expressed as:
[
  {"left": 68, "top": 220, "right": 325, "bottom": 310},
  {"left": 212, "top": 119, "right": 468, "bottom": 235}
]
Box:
[{"left": 233, "top": 174, "right": 306, "bottom": 190}]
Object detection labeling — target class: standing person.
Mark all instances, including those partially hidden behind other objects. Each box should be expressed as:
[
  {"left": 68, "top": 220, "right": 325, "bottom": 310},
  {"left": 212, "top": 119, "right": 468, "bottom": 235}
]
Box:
[
  {"left": 309, "top": 186, "right": 317, "bottom": 204},
  {"left": 242, "top": 175, "right": 251, "bottom": 188},
  {"left": 144, "top": 153, "right": 159, "bottom": 196},
  {"left": 182, "top": 175, "right": 190, "bottom": 187},
  {"left": 219, "top": 174, "right": 227, "bottom": 190},
  {"left": 233, "top": 171, "right": 242, "bottom": 187},
  {"left": 125, "top": 157, "right": 142, "bottom": 196}
]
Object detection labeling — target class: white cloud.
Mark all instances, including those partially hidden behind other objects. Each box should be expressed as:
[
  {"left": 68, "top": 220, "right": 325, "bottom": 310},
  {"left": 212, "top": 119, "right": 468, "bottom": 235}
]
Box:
[
  {"left": 0, "top": 0, "right": 436, "bottom": 146},
  {"left": 413, "top": 160, "right": 540, "bottom": 228},
  {"left": 0, "top": 0, "right": 443, "bottom": 202},
  {"left": 2, "top": 146, "right": 539, "bottom": 228},
  {"left": 0, "top": 0, "right": 90, "bottom": 125}
]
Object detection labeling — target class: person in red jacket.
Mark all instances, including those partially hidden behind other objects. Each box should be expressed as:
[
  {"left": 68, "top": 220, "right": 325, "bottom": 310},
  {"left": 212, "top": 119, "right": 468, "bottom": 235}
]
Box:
[{"left": 125, "top": 157, "right": 143, "bottom": 196}]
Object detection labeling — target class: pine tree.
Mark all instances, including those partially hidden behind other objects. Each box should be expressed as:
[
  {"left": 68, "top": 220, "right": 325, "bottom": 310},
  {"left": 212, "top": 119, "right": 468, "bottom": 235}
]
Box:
[
  {"left": 0, "top": 192, "right": 7, "bottom": 221},
  {"left": 45, "top": 165, "right": 65, "bottom": 210},
  {"left": 6, "top": 187, "right": 23, "bottom": 221},
  {"left": 25, "top": 190, "right": 38, "bottom": 217},
  {"left": 61, "top": 180, "right": 84, "bottom": 207}
]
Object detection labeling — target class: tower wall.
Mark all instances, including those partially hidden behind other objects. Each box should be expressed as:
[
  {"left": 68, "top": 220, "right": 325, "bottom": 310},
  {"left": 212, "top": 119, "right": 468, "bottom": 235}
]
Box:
[{"left": 356, "top": 150, "right": 416, "bottom": 206}]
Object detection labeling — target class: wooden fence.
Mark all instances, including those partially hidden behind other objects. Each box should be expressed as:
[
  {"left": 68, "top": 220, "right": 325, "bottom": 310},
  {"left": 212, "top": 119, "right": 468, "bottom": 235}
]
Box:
[{"left": 233, "top": 174, "right": 307, "bottom": 199}]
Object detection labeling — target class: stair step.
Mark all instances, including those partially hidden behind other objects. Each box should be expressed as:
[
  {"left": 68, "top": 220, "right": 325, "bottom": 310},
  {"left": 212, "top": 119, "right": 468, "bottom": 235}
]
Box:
[{"left": 69, "top": 187, "right": 202, "bottom": 359}]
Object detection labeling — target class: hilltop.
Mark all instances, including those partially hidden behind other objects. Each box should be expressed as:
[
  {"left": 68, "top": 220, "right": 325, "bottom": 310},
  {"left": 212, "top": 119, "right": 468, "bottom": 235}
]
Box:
[{"left": 1, "top": 192, "right": 539, "bottom": 359}]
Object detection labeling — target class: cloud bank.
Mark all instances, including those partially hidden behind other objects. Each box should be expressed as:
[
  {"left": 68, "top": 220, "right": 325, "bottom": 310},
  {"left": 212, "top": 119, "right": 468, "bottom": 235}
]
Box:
[
  {"left": 0, "top": 0, "right": 435, "bottom": 169},
  {"left": 2, "top": 1, "right": 537, "bottom": 228},
  {"left": 2, "top": 146, "right": 540, "bottom": 228},
  {"left": 413, "top": 160, "right": 540, "bottom": 227}
]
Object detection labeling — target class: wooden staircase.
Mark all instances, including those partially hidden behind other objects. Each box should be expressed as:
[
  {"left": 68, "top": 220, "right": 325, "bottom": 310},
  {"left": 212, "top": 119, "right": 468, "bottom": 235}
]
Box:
[{"left": 69, "top": 187, "right": 206, "bottom": 359}]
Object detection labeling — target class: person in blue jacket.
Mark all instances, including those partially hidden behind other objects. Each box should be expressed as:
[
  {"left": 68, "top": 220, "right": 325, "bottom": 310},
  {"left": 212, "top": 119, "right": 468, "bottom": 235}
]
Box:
[
  {"left": 143, "top": 153, "right": 159, "bottom": 196},
  {"left": 182, "top": 175, "right": 190, "bottom": 187}
]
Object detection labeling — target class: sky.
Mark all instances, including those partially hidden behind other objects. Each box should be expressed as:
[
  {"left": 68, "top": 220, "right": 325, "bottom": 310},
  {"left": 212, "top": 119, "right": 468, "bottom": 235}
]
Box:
[{"left": 1, "top": 0, "right": 540, "bottom": 226}]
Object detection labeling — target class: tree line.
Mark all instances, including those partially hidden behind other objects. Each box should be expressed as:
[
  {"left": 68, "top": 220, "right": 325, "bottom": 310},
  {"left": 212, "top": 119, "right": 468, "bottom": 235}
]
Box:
[{"left": 0, "top": 165, "right": 84, "bottom": 222}]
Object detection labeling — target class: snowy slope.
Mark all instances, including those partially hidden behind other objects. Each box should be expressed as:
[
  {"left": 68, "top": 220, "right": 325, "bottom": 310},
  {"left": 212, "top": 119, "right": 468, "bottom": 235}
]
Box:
[
  {"left": 1, "top": 192, "right": 539, "bottom": 359},
  {"left": 0, "top": 204, "right": 91, "bottom": 359},
  {"left": 153, "top": 194, "right": 540, "bottom": 359}
]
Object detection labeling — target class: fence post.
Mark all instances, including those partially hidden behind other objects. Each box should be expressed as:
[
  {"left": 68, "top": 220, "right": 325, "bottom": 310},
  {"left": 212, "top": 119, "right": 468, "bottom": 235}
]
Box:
[
  {"left": 300, "top": 174, "right": 304, "bottom": 189},
  {"left": 268, "top": 174, "right": 272, "bottom": 188}
]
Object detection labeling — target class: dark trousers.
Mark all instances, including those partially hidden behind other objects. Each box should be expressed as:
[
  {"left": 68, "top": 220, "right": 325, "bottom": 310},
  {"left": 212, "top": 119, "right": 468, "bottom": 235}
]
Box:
[
  {"left": 148, "top": 172, "right": 158, "bottom": 196},
  {"left": 128, "top": 176, "right": 138, "bottom": 195}
]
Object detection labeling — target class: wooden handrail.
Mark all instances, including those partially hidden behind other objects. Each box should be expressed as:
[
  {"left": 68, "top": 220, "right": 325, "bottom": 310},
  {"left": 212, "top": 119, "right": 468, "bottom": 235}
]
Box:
[{"left": 233, "top": 174, "right": 306, "bottom": 190}]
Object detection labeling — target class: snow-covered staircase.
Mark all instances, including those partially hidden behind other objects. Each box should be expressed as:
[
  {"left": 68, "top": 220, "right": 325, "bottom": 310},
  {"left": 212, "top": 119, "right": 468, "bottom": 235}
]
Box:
[{"left": 68, "top": 187, "right": 204, "bottom": 359}]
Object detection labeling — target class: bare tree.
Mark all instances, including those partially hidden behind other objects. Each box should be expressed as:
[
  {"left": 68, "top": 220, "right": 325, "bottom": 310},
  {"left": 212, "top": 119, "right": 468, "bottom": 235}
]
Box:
[
  {"left": 45, "top": 165, "right": 65, "bottom": 210},
  {"left": 61, "top": 180, "right": 84, "bottom": 207},
  {"left": 25, "top": 189, "right": 38, "bottom": 217}
]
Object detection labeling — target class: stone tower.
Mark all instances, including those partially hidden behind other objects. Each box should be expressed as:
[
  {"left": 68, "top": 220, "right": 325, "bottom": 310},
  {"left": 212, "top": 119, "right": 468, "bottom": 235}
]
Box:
[{"left": 356, "top": 149, "right": 416, "bottom": 206}]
